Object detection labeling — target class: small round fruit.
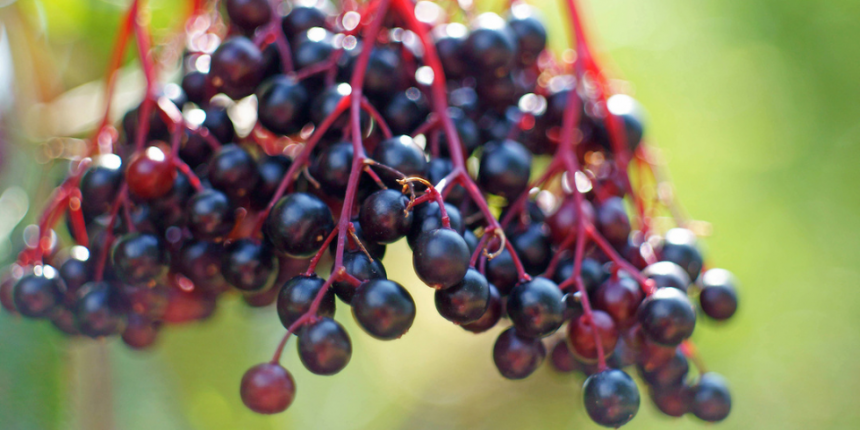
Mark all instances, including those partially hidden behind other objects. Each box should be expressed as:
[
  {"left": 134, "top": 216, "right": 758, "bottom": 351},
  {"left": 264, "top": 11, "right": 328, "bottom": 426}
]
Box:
[
  {"left": 583, "top": 369, "right": 641, "bottom": 427},
  {"left": 492, "top": 327, "right": 546, "bottom": 379},
  {"left": 265, "top": 193, "right": 334, "bottom": 258},
  {"left": 226, "top": 0, "right": 272, "bottom": 32},
  {"left": 372, "top": 135, "right": 428, "bottom": 179},
  {"left": 699, "top": 268, "right": 739, "bottom": 321},
  {"left": 187, "top": 189, "right": 236, "bottom": 241},
  {"left": 351, "top": 279, "right": 415, "bottom": 340},
  {"left": 595, "top": 196, "right": 631, "bottom": 245},
  {"left": 111, "top": 233, "right": 169, "bottom": 284},
  {"left": 276, "top": 276, "right": 335, "bottom": 329},
  {"left": 659, "top": 228, "right": 704, "bottom": 281},
  {"left": 477, "top": 139, "right": 531, "bottom": 199},
  {"left": 643, "top": 261, "right": 691, "bottom": 292},
  {"left": 222, "top": 239, "right": 276, "bottom": 292},
  {"left": 73, "top": 281, "right": 129, "bottom": 338},
  {"left": 256, "top": 75, "right": 310, "bottom": 136},
  {"left": 13, "top": 269, "right": 64, "bottom": 318},
  {"left": 240, "top": 363, "right": 296, "bottom": 414},
  {"left": 637, "top": 287, "right": 697, "bottom": 346},
  {"left": 638, "top": 348, "right": 689, "bottom": 388},
  {"left": 126, "top": 146, "right": 176, "bottom": 200},
  {"left": 208, "top": 144, "right": 260, "bottom": 200},
  {"left": 209, "top": 36, "right": 264, "bottom": 100},
  {"left": 331, "top": 251, "right": 386, "bottom": 304},
  {"left": 593, "top": 275, "right": 643, "bottom": 329},
  {"left": 359, "top": 189, "right": 413, "bottom": 244},
  {"left": 435, "top": 268, "right": 490, "bottom": 324},
  {"left": 690, "top": 373, "right": 731, "bottom": 422},
  {"left": 412, "top": 228, "right": 470, "bottom": 290},
  {"left": 567, "top": 310, "right": 619, "bottom": 362},
  {"left": 461, "top": 283, "right": 503, "bottom": 333},
  {"left": 506, "top": 277, "right": 564, "bottom": 338},
  {"left": 297, "top": 317, "right": 352, "bottom": 375}
]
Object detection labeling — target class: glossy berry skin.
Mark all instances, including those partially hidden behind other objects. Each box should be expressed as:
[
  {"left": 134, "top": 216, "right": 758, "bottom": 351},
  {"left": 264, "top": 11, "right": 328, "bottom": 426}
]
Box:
[
  {"left": 277, "top": 276, "right": 335, "bottom": 329},
  {"left": 567, "top": 310, "right": 619, "bottom": 362},
  {"left": 281, "top": 6, "right": 328, "bottom": 40},
  {"left": 435, "top": 268, "right": 490, "bottom": 324},
  {"left": 546, "top": 198, "right": 595, "bottom": 245},
  {"left": 384, "top": 89, "right": 429, "bottom": 135},
  {"left": 372, "top": 135, "right": 428, "bottom": 180},
  {"left": 486, "top": 249, "right": 519, "bottom": 295},
  {"left": 639, "top": 348, "right": 689, "bottom": 388},
  {"left": 292, "top": 28, "right": 336, "bottom": 71},
  {"left": 351, "top": 279, "right": 416, "bottom": 340},
  {"left": 463, "top": 13, "right": 517, "bottom": 75},
  {"left": 637, "top": 287, "right": 697, "bottom": 346},
  {"left": 222, "top": 239, "right": 275, "bottom": 292},
  {"left": 433, "top": 23, "right": 468, "bottom": 79},
  {"left": 209, "top": 36, "right": 264, "bottom": 100},
  {"left": 506, "top": 5, "right": 547, "bottom": 66},
  {"left": 208, "top": 144, "right": 260, "bottom": 200},
  {"left": 332, "top": 251, "right": 386, "bottom": 304},
  {"left": 690, "top": 373, "right": 732, "bottom": 422},
  {"left": 407, "top": 202, "right": 464, "bottom": 249},
  {"left": 187, "top": 189, "right": 236, "bottom": 241},
  {"left": 180, "top": 105, "right": 236, "bottom": 167},
  {"left": 329, "top": 221, "right": 386, "bottom": 261},
  {"left": 225, "top": 0, "right": 272, "bottom": 32},
  {"left": 462, "top": 283, "right": 503, "bottom": 333},
  {"left": 126, "top": 146, "right": 176, "bottom": 200},
  {"left": 182, "top": 71, "right": 209, "bottom": 106},
  {"left": 550, "top": 340, "right": 579, "bottom": 373},
  {"left": 297, "top": 317, "right": 352, "bottom": 375},
  {"left": 73, "top": 282, "right": 129, "bottom": 338},
  {"left": 660, "top": 228, "right": 704, "bottom": 281},
  {"left": 240, "top": 363, "right": 296, "bottom": 414},
  {"left": 594, "top": 275, "right": 644, "bottom": 329},
  {"left": 265, "top": 193, "right": 334, "bottom": 258},
  {"left": 176, "top": 240, "right": 229, "bottom": 294},
  {"left": 643, "top": 261, "right": 691, "bottom": 292},
  {"left": 80, "top": 158, "right": 123, "bottom": 217},
  {"left": 111, "top": 233, "right": 169, "bottom": 285},
  {"left": 492, "top": 327, "right": 546, "bottom": 380},
  {"left": 362, "top": 48, "right": 404, "bottom": 102},
  {"left": 59, "top": 256, "right": 90, "bottom": 300},
  {"left": 13, "top": 271, "right": 64, "bottom": 318},
  {"left": 582, "top": 369, "right": 641, "bottom": 428},
  {"left": 478, "top": 140, "right": 532, "bottom": 199},
  {"left": 256, "top": 75, "right": 310, "bottom": 136},
  {"left": 252, "top": 155, "right": 292, "bottom": 208},
  {"left": 596, "top": 196, "right": 631, "bottom": 246},
  {"left": 413, "top": 228, "right": 470, "bottom": 290},
  {"left": 507, "top": 277, "right": 565, "bottom": 338},
  {"left": 699, "top": 268, "right": 739, "bottom": 321},
  {"left": 508, "top": 224, "right": 551, "bottom": 275},
  {"left": 311, "top": 142, "right": 353, "bottom": 195},
  {"left": 359, "top": 189, "right": 413, "bottom": 244}
]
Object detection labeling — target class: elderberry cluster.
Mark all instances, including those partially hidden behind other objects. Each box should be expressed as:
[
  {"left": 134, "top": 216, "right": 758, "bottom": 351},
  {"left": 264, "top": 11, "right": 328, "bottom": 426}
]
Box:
[{"left": 0, "top": 0, "right": 740, "bottom": 427}]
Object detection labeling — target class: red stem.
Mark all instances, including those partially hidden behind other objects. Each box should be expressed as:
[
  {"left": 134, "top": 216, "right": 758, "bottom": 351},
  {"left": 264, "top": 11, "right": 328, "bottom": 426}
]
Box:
[{"left": 360, "top": 97, "right": 393, "bottom": 139}]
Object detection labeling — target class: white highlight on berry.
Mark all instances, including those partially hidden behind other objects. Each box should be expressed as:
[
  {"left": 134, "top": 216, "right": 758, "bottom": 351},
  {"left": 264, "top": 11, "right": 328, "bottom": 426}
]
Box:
[
  {"left": 416, "top": 66, "right": 434, "bottom": 86},
  {"left": 342, "top": 11, "right": 361, "bottom": 31}
]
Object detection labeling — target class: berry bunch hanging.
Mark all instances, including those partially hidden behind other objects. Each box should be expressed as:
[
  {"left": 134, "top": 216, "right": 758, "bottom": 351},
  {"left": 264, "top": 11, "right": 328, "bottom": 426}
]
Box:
[{"left": 1, "top": 0, "right": 739, "bottom": 426}]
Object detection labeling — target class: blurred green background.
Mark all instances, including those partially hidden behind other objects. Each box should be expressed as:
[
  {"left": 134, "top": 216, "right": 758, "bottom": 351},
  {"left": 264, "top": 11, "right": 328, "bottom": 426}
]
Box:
[{"left": 1, "top": 0, "right": 859, "bottom": 429}]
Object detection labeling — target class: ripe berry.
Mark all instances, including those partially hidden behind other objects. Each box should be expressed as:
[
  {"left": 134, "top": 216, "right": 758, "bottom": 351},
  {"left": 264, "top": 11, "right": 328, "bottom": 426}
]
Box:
[
  {"left": 187, "top": 189, "right": 236, "bottom": 241},
  {"left": 161, "top": 288, "right": 218, "bottom": 323},
  {"left": 180, "top": 105, "right": 236, "bottom": 167},
  {"left": 240, "top": 363, "right": 296, "bottom": 414},
  {"left": 126, "top": 146, "right": 176, "bottom": 200},
  {"left": 256, "top": 75, "right": 310, "bottom": 136},
  {"left": 435, "top": 268, "right": 490, "bottom": 324},
  {"left": 486, "top": 249, "right": 519, "bottom": 295},
  {"left": 643, "top": 261, "right": 691, "bottom": 292},
  {"left": 359, "top": 189, "right": 413, "bottom": 244},
  {"left": 507, "top": 277, "right": 564, "bottom": 338},
  {"left": 209, "top": 36, "right": 264, "bottom": 100},
  {"left": 593, "top": 275, "right": 644, "bottom": 329},
  {"left": 433, "top": 23, "right": 469, "bottom": 79},
  {"left": 181, "top": 71, "right": 209, "bottom": 106},
  {"left": 596, "top": 196, "right": 631, "bottom": 246},
  {"left": 311, "top": 142, "right": 353, "bottom": 195},
  {"left": 292, "top": 28, "right": 336, "bottom": 71},
  {"left": 80, "top": 156, "right": 123, "bottom": 217},
  {"left": 265, "top": 193, "right": 335, "bottom": 258},
  {"left": 582, "top": 369, "right": 640, "bottom": 427},
  {"left": 59, "top": 253, "right": 91, "bottom": 300},
  {"left": 351, "top": 279, "right": 416, "bottom": 340},
  {"left": 506, "top": 4, "right": 547, "bottom": 66},
  {"left": 549, "top": 340, "right": 579, "bottom": 373},
  {"left": 252, "top": 155, "right": 292, "bottom": 208},
  {"left": 328, "top": 220, "right": 386, "bottom": 261},
  {"left": 461, "top": 283, "right": 502, "bottom": 333},
  {"left": 225, "top": 0, "right": 272, "bottom": 33},
  {"left": 508, "top": 224, "right": 551, "bottom": 275},
  {"left": 361, "top": 48, "right": 404, "bottom": 102},
  {"left": 384, "top": 88, "right": 429, "bottom": 135},
  {"left": 637, "top": 287, "right": 697, "bottom": 346},
  {"left": 407, "top": 201, "right": 464, "bottom": 249},
  {"left": 690, "top": 373, "right": 731, "bottom": 422},
  {"left": 372, "top": 135, "right": 428, "bottom": 180},
  {"left": 699, "top": 268, "right": 739, "bottom": 321},
  {"left": 546, "top": 197, "right": 595, "bottom": 245},
  {"left": 208, "top": 144, "right": 260, "bottom": 200},
  {"left": 478, "top": 139, "right": 532, "bottom": 199},
  {"left": 281, "top": 6, "right": 328, "bottom": 40},
  {"left": 463, "top": 13, "right": 517, "bottom": 75},
  {"left": 297, "top": 317, "right": 352, "bottom": 375},
  {"left": 638, "top": 348, "right": 689, "bottom": 388},
  {"left": 73, "top": 281, "right": 129, "bottom": 338},
  {"left": 176, "top": 240, "right": 230, "bottom": 294},
  {"left": 122, "top": 313, "right": 160, "bottom": 350},
  {"left": 277, "top": 276, "right": 336, "bottom": 329},
  {"left": 650, "top": 384, "right": 691, "bottom": 417},
  {"left": 13, "top": 268, "right": 64, "bottom": 318},
  {"left": 331, "top": 251, "right": 386, "bottom": 304},
  {"left": 222, "top": 239, "right": 275, "bottom": 292},
  {"left": 659, "top": 228, "right": 704, "bottom": 281},
  {"left": 412, "top": 228, "right": 470, "bottom": 290},
  {"left": 567, "top": 310, "right": 619, "bottom": 362},
  {"left": 111, "top": 233, "right": 169, "bottom": 285},
  {"left": 492, "top": 327, "right": 546, "bottom": 379},
  {"left": 606, "top": 94, "right": 646, "bottom": 152}
]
